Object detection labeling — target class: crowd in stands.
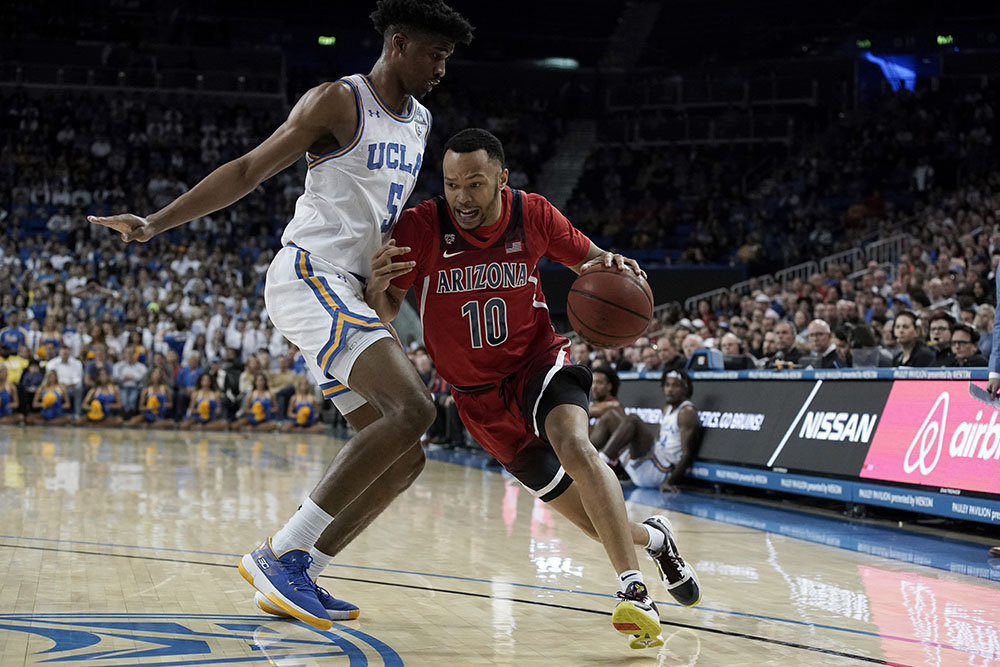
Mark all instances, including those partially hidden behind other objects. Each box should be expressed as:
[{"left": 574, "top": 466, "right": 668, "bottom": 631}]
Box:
[
  {"left": 2, "top": 79, "right": 999, "bottom": 452},
  {"left": 0, "top": 82, "right": 557, "bottom": 447},
  {"left": 573, "top": 192, "right": 1000, "bottom": 373},
  {"left": 568, "top": 84, "right": 998, "bottom": 275}
]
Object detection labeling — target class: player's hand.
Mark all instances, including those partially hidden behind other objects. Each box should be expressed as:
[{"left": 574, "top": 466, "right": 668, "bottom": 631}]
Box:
[
  {"left": 582, "top": 252, "right": 647, "bottom": 280},
  {"left": 659, "top": 481, "right": 680, "bottom": 494},
  {"left": 368, "top": 239, "right": 414, "bottom": 295},
  {"left": 988, "top": 377, "right": 1000, "bottom": 400},
  {"left": 87, "top": 213, "right": 156, "bottom": 243}
]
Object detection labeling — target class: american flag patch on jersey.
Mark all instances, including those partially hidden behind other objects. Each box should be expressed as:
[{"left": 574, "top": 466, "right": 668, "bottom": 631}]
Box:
[{"left": 506, "top": 241, "right": 522, "bottom": 253}]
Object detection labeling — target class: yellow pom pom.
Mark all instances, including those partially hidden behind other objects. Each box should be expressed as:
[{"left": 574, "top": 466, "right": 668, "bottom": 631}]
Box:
[
  {"left": 296, "top": 405, "right": 312, "bottom": 425},
  {"left": 252, "top": 400, "right": 266, "bottom": 421},
  {"left": 42, "top": 391, "right": 57, "bottom": 408},
  {"left": 197, "top": 399, "right": 211, "bottom": 421},
  {"left": 147, "top": 395, "right": 161, "bottom": 411},
  {"left": 88, "top": 399, "right": 104, "bottom": 421}
]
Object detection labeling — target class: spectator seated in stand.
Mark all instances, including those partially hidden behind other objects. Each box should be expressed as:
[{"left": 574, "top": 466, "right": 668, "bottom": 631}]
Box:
[
  {"left": 892, "top": 311, "right": 936, "bottom": 367},
  {"left": 126, "top": 367, "right": 175, "bottom": 429},
  {"left": 941, "top": 322, "right": 987, "bottom": 367},
  {"left": 280, "top": 377, "right": 327, "bottom": 433},
  {"left": 26, "top": 370, "right": 72, "bottom": 426},
  {"left": 178, "top": 372, "right": 230, "bottom": 431},
  {"left": 75, "top": 368, "right": 123, "bottom": 427},
  {"left": 231, "top": 373, "right": 278, "bottom": 432},
  {"left": 0, "top": 366, "right": 25, "bottom": 425}
]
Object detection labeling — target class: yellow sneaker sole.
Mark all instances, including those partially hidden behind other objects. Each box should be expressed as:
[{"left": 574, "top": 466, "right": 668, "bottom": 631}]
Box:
[{"left": 612, "top": 602, "right": 664, "bottom": 650}]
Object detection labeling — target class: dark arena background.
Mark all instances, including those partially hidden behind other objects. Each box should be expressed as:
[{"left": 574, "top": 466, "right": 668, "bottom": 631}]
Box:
[{"left": 1, "top": 2, "right": 999, "bottom": 666}]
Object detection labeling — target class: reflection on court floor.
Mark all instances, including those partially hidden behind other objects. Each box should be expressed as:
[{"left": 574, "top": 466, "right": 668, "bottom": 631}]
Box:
[{"left": 0, "top": 426, "right": 997, "bottom": 666}]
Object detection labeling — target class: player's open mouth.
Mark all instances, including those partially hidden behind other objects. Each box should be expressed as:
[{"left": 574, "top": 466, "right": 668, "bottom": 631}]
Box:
[{"left": 455, "top": 208, "right": 478, "bottom": 223}]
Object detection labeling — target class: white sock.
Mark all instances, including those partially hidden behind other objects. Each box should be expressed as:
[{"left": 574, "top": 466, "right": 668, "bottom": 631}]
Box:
[
  {"left": 643, "top": 523, "right": 665, "bottom": 552},
  {"left": 619, "top": 569, "right": 644, "bottom": 590},
  {"left": 270, "top": 498, "right": 334, "bottom": 554},
  {"left": 307, "top": 546, "right": 334, "bottom": 581}
]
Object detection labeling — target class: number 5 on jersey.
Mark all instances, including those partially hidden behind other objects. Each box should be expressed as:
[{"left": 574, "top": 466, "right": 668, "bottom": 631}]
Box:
[
  {"left": 461, "top": 298, "right": 508, "bottom": 348},
  {"left": 380, "top": 182, "right": 404, "bottom": 233}
]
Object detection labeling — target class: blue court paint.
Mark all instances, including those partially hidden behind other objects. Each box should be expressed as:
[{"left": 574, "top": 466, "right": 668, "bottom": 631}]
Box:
[{"left": 0, "top": 614, "right": 399, "bottom": 666}]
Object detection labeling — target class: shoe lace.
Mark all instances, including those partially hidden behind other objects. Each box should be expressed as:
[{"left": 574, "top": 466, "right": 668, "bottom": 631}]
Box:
[
  {"left": 616, "top": 582, "right": 648, "bottom": 601},
  {"left": 314, "top": 583, "right": 333, "bottom": 601},
  {"left": 285, "top": 554, "right": 321, "bottom": 594}
]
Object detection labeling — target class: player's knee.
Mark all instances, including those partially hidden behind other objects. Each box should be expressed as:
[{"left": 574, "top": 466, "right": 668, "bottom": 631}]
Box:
[
  {"left": 391, "top": 392, "right": 436, "bottom": 438},
  {"left": 625, "top": 413, "right": 643, "bottom": 427},
  {"left": 552, "top": 436, "right": 601, "bottom": 474}
]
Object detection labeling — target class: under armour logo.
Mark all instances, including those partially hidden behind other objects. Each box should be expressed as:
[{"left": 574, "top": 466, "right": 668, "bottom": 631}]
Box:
[{"left": 369, "top": 109, "right": 380, "bottom": 118}]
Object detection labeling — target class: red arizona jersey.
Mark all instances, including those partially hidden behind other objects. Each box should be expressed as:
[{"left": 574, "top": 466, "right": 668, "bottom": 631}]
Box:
[{"left": 391, "top": 187, "right": 590, "bottom": 386}]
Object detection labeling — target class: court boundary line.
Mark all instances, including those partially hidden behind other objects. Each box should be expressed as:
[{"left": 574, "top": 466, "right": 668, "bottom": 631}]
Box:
[{"left": 5, "top": 539, "right": 992, "bottom": 664}]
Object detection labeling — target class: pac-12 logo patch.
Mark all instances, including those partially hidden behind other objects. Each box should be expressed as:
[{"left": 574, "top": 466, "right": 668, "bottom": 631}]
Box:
[
  {"left": 0, "top": 613, "right": 403, "bottom": 666},
  {"left": 444, "top": 234, "right": 455, "bottom": 245},
  {"left": 414, "top": 109, "right": 429, "bottom": 138}
]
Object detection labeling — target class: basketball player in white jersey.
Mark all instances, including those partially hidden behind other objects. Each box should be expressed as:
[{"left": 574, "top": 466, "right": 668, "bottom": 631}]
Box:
[
  {"left": 89, "top": 0, "right": 474, "bottom": 630},
  {"left": 599, "top": 370, "right": 700, "bottom": 494}
]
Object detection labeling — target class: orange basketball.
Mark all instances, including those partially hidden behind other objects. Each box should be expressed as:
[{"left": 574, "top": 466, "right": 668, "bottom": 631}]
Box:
[{"left": 567, "top": 266, "right": 653, "bottom": 348}]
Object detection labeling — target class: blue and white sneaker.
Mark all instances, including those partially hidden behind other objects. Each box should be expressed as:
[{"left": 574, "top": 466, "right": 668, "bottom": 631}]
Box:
[
  {"left": 238, "top": 538, "right": 332, "bottom": 630},
  {"left": 255, "top": 584, "right": 360, "bottom": 621},
  {"left": 642, "top": 515, "right": 701, "bottom": 607}
]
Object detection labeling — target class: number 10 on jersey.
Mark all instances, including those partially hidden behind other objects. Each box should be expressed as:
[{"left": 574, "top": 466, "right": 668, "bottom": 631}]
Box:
[{"left": 461, "top": 298, "right": 508, "bottom": 348}]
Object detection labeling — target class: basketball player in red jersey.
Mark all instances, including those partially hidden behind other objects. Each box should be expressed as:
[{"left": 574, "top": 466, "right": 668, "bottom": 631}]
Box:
[{"left": 366, "top": 129, "right": 701, "bottom": 649}]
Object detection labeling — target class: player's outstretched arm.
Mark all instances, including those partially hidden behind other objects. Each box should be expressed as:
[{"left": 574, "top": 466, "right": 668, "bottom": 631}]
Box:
[
  {"left": 364, "top": 240, "right": 414, "bottom": 323},
  {"left": 88, "top": 82, "right": 357, "bottom": 243}
]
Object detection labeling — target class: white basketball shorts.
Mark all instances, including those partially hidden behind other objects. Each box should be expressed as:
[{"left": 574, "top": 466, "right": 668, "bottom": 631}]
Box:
[
  {"left": 621, "top": 451, "right": 672, "bottom": 489},
  {"left": 265, "top": 244, "right": 392, "bottom": 415}
]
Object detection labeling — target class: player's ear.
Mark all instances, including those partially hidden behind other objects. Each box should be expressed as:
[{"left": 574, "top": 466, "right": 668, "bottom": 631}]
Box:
[
  {"left": 390, "top": 32, "right": 408, "bottom": 54},
  {"left": 498, "top": 168, "right": 508, "bottom": 190}
]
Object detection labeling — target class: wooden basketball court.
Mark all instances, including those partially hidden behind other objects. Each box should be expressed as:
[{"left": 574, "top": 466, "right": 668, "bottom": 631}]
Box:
[{"left": 0, "top": 426, "right": 997, "bottom": 666}]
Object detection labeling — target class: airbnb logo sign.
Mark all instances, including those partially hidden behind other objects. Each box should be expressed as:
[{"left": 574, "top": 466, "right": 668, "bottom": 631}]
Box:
[
  {"left": 903, "top": 391, "right": 948, "bottom": 475},
  {"left": 861, "top": 383, "right": 1000, "bottom": 495}
]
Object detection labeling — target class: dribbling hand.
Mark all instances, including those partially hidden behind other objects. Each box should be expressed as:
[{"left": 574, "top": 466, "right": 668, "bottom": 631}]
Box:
[
  {"left": 582, "top": 251, "right": 647, "bottom": 280},
  {"left": 87, "top": 214, "right": 156, "bottom": 243}
]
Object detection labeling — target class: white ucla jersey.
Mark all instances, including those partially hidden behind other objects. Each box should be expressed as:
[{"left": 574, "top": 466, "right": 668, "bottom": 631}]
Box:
[
  {"left": 281, "top": 73, "right": 431, "bottom": 279},
  {"left": 653, "top": 400, "right": 693, "bottom": 469}
]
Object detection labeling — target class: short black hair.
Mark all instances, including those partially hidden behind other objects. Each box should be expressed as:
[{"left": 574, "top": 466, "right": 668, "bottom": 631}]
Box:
[
  {"left": 444, "top": 128, "right": 505, "bottom": 167},
  {"left": 928, "top": 310, "right": 956, "bottom": 327},
  {"left": 661, "top": 368, "right": 694, "bottom": 398},
  {"left": 592, "top": 365, "right": 620, "bottom": 397},
  {"left": 952, "top": 322, "right": 979, "bottom": 344},
  {"left": 370, "top": 0, "right": 474, "bottom": 45}
]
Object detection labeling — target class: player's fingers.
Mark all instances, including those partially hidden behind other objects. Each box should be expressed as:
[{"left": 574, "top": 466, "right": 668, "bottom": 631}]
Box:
[
  {"left": 89, "top": 216, "right": 128, "bottom": 233},
  {"left": 384, "top": 261, "right": 416, "bottom": 276},
  {"left": 624, "top": 258, "right": 643, "bottom": 276},
  {"left": 373, "top": 244, "right": 410, "bottom": 263}
]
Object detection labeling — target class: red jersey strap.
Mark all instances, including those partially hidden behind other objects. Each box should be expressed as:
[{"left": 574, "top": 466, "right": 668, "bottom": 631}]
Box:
[{"left": 435, "top": 189, "right": 525, "bottom": 253}]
